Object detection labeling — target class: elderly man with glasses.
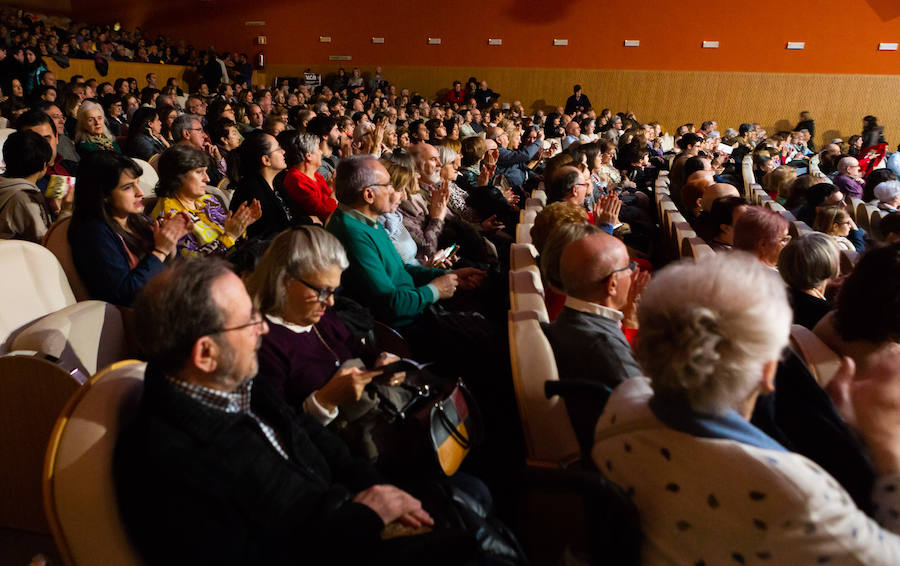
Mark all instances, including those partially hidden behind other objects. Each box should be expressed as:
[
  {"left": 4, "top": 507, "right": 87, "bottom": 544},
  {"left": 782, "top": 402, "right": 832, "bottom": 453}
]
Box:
[
  {"left": 543, "top": 232, "right": 649, "bottom": 453},
  {"left": 115, "top": 257, "right": 500, "bottom": 565},
  {"left": 326, "top": 155, "right": 484, "bottom": 333}
]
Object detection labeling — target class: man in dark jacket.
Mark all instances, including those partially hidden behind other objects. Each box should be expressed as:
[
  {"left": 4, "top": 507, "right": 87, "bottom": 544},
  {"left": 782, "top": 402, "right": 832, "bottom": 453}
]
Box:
[
  {"left": 564, "top": 84, "right": 591, "bottom": 116},
  {"left": 543, "top": 232, "right": 647, "bottom": 454},
  {"left": 114, "top": 257, "right": 481, "bottom": 565}
]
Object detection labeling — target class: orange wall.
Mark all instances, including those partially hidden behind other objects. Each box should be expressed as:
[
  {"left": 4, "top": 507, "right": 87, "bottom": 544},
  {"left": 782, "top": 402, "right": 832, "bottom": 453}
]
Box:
[{"left": 70, "top": 0, "right": 900, "bottom": 74}]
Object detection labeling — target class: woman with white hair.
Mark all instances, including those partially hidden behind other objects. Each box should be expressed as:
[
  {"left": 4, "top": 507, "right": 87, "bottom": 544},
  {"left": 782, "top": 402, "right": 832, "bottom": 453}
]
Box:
[
  {"left": 246, "top": 226, "right": 398, "bottom": 421},
  {"left": 874, "top": 180, "right": 900, "bottom": 213},
  {"left": 74, "top": 99, "right": 121, "bottom": 156},
  {"left": 593, "top": 252, "right": 900, "bottom": 564}
]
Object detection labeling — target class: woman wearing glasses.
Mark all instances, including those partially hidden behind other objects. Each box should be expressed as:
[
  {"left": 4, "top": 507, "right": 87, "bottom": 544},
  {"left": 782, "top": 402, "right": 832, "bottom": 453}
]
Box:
[
  {"left": 152, "top": 145, "right": 261, "bottom": 257},
  {"left": 813, "top": 205, "right": 866, "bottom": 252},
  {"left": 246, "top": 226, "right": 399, "bottom": 423}
]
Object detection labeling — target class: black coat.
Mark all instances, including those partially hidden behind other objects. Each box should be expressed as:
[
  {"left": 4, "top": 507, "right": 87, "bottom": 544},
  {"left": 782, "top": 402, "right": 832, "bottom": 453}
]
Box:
[
  {"left": 114, "top": 367, "right": 385, "bottom": 565},
  {"left": 229, "top": 172, "right": 293, "bottom": 240}
]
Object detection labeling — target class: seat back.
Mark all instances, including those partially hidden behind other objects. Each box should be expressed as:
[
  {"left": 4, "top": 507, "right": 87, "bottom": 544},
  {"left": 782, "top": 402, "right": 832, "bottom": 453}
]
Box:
[
  {"left": 870, "top": 208, "right": 887, "bottom": 240},
  {"left": 508, "top": 311, "right": 579, "bottom": 466},
  {"left": 510, "top": 243, "right": 539, "bottom": 272},
  {"left": 509, "top": 269, "right": 548, "bottom": 322},
  {"left": 847, "top": 197, "right": 864, "bottom": 222},
  {"left": 0, "top": 354, "right": 84, "bottom": 533},
  {"left": 789, "top": 220, "right": 813, "bottom": 238},
  {"left": 7, "top": 300, "right": 129, "bottom": 376},
  {"left": 42, "top": 216, "right": 91, "bottom": 302},
  {"left": 0, "top": 241, "right": 75, "bottom": 349},
  {"left": 530, "top": 189, "right": 547, "bottom": 206},
  {"left": 131, "top": 157, "right": 158, "bottom": 198},
  {"left": 857, "top": 203, "right": 878, "bottom": 234},
  {"left": 516, "top": 222, "right": 533, "bottom": 244},
  {"left": 44, "top": 360, "right": 146, "bottom": 566},
  {"left": 789, "top": 325, "right": 841, "bottom": 387},
  {"left": 520, "top": 208, "right": 539, "bottom": 224},
  {"left": 672, "top": 222, "right": 697, "bottom": 259},
  {"left": 741, "top": 155, "right": 755, "bottom": 198},
  {"left": 680, "top": 237, "right": 715, "bottom": 261}
]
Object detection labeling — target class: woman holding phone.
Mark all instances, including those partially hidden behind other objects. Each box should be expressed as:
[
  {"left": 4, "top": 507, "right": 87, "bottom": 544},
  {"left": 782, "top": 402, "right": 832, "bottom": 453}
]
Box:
[{"left": 246, "top": 226, "right": 400, "bottom": 421}]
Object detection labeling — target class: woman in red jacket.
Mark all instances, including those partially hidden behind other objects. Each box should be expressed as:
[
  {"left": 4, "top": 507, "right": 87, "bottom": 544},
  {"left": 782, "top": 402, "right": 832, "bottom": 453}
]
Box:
[{"left": 282, "top": 131, "right": 337, "bottom": 224}]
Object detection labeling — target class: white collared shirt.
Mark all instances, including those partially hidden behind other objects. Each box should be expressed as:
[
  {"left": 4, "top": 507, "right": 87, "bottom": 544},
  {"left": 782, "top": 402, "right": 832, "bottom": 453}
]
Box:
[{"left": 563, "top": 296, "right": 624, "bottom": 323}]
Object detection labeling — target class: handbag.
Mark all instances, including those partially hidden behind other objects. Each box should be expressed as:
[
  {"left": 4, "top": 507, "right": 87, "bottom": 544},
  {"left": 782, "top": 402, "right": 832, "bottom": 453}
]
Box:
[
  {"left": 415, "top": 379, "right": 482, "bottom": 476},
  {"left": 366, "top": 373, "right": 483, "bottom": 477}
]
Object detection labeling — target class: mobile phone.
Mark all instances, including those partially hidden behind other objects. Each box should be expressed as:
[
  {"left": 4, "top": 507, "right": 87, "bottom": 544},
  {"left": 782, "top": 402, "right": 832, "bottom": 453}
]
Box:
[
  {"left": 795, "top": 167, "right": 808, "bottom": 175},
  {"left": 433, "top": 244, "right": 458, "bottom": 263}
]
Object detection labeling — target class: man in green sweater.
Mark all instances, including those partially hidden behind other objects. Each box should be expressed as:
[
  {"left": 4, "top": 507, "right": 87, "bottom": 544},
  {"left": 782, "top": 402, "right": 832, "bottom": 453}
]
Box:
[{"left": 326, "top": 155, "right": 484, "bottom": 329}]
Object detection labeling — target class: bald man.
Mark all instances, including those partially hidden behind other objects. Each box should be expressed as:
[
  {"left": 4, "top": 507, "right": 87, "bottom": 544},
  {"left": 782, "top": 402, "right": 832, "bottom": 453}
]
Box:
[
  {"left": 542, "top": 232, "right": 648, "bottom": 452},
  {"left": 833, "top": 156, "right": 864, "bottom": 200},
  {"left": 701, "top": 182, "right": 740, "bottom": 213}
]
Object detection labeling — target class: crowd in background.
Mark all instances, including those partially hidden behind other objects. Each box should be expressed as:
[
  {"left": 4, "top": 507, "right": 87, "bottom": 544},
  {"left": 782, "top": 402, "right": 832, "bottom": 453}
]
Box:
[{"left": 6, "top": 6, "right": 900, "bottom": 566}]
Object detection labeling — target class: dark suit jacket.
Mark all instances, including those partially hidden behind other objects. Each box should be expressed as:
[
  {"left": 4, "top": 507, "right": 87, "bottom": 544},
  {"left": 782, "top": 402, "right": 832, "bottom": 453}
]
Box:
[
  {"left": 114, "top": 367, "right": 385, "bottom": 565},
  {"left": 543, "top": 306, "right": 643, "bottom": 454}
]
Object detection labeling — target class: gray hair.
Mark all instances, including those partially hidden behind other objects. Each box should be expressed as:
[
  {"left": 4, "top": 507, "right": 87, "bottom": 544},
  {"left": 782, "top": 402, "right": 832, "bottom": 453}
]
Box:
[
  {"left": 636, "top": 252, "right": 791, "bottom": 414},
  {"left": 777, "top": 232, "right": 840, "bottom": 291},
  {"left": 540, "top": 222, "right": 601, "bottom": 289},
  {"left": 334, "top": 154, "right": 380, "bottom": 204},
  {"left": 838, "top": 156, "right": 858, "bottom": 172},
  {"left": 171, "top": 113, "right": 200, "bottom": 142},
  {"left": 75, "top": 100, "right": 113, "bottom": 142},
  {"left": 874, "top": 180, "right": 900, "bottom": 204},
  {"left": 244, "top": 226, "right": 349, "bottom": 316},
  {"left": 285, "top": 132, "right": 321, "bottom": 167},
  {"left": 436, "top": 145, "right": 458, "bottom": 167}
]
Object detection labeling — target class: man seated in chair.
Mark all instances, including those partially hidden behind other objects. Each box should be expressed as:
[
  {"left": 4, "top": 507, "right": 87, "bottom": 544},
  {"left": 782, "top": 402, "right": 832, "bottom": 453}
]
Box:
[
  {"left": 326, "top": 155, "right": 484, "bottom": 332},
  {"left": 542, "top": 232, "right": 648, "bottom": 453},
  {"left": 0, "top": 130, "right": 54, "bottom": 242},
  {"left": 114, "top": 257, "right": 485, "bottom": 565}
]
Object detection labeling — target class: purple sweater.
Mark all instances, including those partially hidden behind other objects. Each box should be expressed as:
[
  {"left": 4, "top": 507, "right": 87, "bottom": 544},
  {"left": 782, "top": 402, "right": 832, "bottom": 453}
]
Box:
[{"left": 257, "top": 309, "right": 378, "bottom": 408}]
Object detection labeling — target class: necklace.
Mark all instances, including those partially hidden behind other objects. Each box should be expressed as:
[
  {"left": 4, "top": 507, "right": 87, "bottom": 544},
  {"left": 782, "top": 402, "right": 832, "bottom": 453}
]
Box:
[{"left": 312, "top": 324, "right": 341, "bottom": 367}]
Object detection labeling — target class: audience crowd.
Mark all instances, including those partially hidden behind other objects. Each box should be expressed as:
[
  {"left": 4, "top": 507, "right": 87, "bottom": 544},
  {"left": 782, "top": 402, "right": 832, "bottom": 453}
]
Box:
[{"left": 7, "top": 6, "right": 900, "bottom": 565}]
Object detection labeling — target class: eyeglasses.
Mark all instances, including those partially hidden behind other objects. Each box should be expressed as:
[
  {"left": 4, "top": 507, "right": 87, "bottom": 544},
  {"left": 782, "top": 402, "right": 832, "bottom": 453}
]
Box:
[
  {"left": 367, "top": 181, "right": 394, "bottom": 191},
  {"left": 295, "top": 277, "right": 339, "bottom": 303},
  {"left": 212, "top": 311, "right": 265, "bottom": 334},
  {"left": 603, "top": 260, "right": 637, "bottom": 280},
  {"left": 574, "top": 182, "right": 591, "bottom": 188}
]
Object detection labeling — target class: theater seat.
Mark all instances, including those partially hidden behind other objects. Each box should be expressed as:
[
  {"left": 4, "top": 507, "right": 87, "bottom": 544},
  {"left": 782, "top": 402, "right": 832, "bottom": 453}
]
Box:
[
  {"left": 509, "top": 269, "right": 548, "bottom": 323},
  {"left": 520, "top": 208, "right": 539, "bottom": 224},
  {"left": 0, "top": 354, "right": 84, "bottom": 533},
  {"left": 510, "top": 243, "right": 539, "bottom": 271},
  {"left": 680, "top": 237, "right": 715, "bottom": 261},
  {"left": 789, "top": 220, "right": 813, "bottom": 238},
  {"left": 0, "top": 241, "right": 130, "bottom": 377},
  {"left": 517, "top": 222, "right": 533, "bottom": 244},
  {"left": 0, "top": 241, "right": 75, "bottom": 348},
  {"left": 131, "top": 157, "right": 158, "bottom": 198},
  {"left": 508, "top": 310, "right": 579, "bottom": 467},
  {"left": 530, "top": 189, "right": 547, "bottom": 206},
  {"left": 42, "top": 216, "right": 91, "bottom": 302},
  {"left": 789, "top": 325, "right": 841, "bottom": 387},
  {"left": 44, "top": 360, "right": 146, "bottom": 566},
  {"left": 741, "top": 155, "right": 755, "bottom": 198}
]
